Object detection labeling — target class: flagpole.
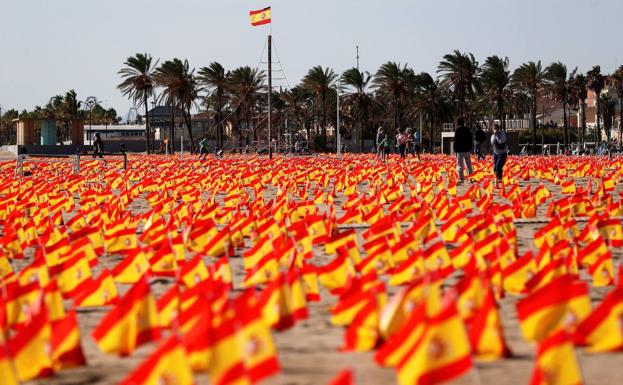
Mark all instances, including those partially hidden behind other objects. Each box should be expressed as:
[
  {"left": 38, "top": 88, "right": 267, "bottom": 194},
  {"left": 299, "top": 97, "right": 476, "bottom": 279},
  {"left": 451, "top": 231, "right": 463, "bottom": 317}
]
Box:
[{"left": 268, "top": 33, "right": 272, "bottom": 159}]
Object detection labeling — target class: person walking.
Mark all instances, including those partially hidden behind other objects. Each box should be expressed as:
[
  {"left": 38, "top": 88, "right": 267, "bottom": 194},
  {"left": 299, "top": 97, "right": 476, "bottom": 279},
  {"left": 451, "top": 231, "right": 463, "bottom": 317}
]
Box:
[
  {"left": 491, "top": 124, "right": 509, "bottom": 185},
  {"left": 376, "top": 127, "right": 386, "bottom": 159},
  {"left": 474, "top": 124, "right": 486, "bottom": 160},
  {"left": 383, "top": 130, "right": 394, "bottom": 162},
  {"left": 198, "top": 135, "right": 209, "bottom": 160},
  {"left": 93, "top": 133, "right": 104, "bottom": 159},
  {"left": 454, "top": 117, "right": 473, "bottom": 183},
  {"left": 397, "top": 129, "right": 408, "bottom": 158}
]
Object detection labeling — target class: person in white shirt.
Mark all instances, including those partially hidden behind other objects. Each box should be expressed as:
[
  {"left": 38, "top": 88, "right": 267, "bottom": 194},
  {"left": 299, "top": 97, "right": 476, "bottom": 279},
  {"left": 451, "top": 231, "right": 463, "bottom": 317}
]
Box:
[{"left": 490, "top": 124, "right": 509, "bottom": 184}]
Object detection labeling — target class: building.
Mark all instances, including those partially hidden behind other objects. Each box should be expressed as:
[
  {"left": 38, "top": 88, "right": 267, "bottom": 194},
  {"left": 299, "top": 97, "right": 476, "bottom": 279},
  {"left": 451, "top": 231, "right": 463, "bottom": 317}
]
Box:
[{"left": 84, "top": 124, "right": 145, "bottom": 144}]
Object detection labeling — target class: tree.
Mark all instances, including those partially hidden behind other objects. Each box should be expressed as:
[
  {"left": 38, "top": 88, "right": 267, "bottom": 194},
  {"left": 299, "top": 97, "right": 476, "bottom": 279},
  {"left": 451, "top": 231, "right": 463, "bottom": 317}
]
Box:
[
  {"left": 480, "top": 56, "right": 510, "bottom": 130},
  {"left": 411, "top": 72, "right": 452, "bottom": 152},
  {"left": 373, "top": 62, "right": 414, "bottom": 140},
  {"left": 118, "top": 53, "right": 158, "bottom": 153},
  {"left": 154, "top": 58, "right": 199, "bottom": 153},
  {"left": 302, "top": 66, "right": 337, "bottom": 149},
  {"left": 569, "top": 73, "right": 588, "bottom": 145},
  {"left": 437, "top": 50, "right": 482, "bottom": 117},
  {"left": 598, "top": 94, "right": 616, "bottom": 141},
  {"left": 511, "top": 61, "right": 545, "bottom": 154},
  {"left": 227, "top": 66, "right": 266, "bottom": 147},
  {"left": 341, "top": 67, "right": 374, "bottom": 152},
  {"left": 198, "top": 62, "right": 228, "bottom": 148},
  {"left": 587, "top": 66, "right": 605, "bottom": 142},
  {"left": 545, "top": 62, "right": 576, "bottom": 150},
  {"left": 610, "top": 65, "right": 623, "bottom": 143},
  {"left": 283, "top": 86, "right": 314, "bottom": 145}
]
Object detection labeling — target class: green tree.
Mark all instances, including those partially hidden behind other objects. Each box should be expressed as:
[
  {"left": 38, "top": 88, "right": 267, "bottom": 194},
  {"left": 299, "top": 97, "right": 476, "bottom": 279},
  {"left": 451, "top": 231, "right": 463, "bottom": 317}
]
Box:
[
  {"left": 511, "top": 61, "right": 545, "bottom": 153},
  {"left": 302, "top": 66, "right": 337, "bottom": 149},
  {"left": 569, "top": 73, "right": 588, "bottom": 145},
  {"left": 341, "top": 67, "right": 374, "bottom": 152},
  {"left": 227, "top": 66, "right": 266, "bottom": 147},
  {"left": 118, "top": 53, "right": 158, "bottom": 153},
  {"left": 437, "top": 50, "right": 481, "bottom": 117},
  {"left": 587, "top": 65, "right": 605, "bottom": 142},
  {"left": 198, "top": 62, "right": 229, "bottom": 148},
  {"left": 411, "top": 72, "right": 453, "bottom": 151},
  {"left": 373, "top": 62, "right": 414, "bottom": 138},
  {"left": 610, "top": 66, "right": 623, "bottom": 143},
  {"left": 154, "top": 58, "right": 199, "bottom": 153},
  {"left": 545, "top": 62, "right": 576, "bottom": 149},
  {"left": 480, "top": 56, "right": 510, "bottom": 129}
]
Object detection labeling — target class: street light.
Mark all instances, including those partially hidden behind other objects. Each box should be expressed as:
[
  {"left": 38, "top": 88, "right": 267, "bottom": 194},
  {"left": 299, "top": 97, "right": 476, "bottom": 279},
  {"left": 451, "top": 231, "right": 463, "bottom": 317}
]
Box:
[{"left": 84, "top": 96, "right": 98, "bottom": 145}]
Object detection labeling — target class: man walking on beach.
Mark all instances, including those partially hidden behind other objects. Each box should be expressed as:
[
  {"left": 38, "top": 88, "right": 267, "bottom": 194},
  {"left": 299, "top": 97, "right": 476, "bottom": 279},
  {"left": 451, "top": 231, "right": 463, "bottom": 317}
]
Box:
[{"left": 454, "top": 117, "right": 473, "bottom": 183}]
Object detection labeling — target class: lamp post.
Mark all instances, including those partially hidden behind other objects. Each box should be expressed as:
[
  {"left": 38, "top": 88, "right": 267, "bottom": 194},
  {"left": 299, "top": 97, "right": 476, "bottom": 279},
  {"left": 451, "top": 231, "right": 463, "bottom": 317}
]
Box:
[{"left": 85, "top": 97, "right": 98, "bottom": 145}]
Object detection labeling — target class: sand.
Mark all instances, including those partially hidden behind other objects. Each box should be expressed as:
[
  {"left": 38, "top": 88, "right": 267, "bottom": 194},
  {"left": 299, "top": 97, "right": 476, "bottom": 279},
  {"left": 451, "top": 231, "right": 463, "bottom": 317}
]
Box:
[{"left": 3, "top": 154, "right": 622, "bottom": 385}]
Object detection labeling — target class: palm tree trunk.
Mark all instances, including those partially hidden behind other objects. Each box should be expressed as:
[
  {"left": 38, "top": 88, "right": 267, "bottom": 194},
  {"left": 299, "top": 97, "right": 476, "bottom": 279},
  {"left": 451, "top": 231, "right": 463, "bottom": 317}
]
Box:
[
  {"left": 360, "top": 119, "right": 365, "bottom": 153},
  {"left": 619, "top": 99, "right": 623, "bottom": 144},
  {"left": 563, "top": 101, "right": 568, "bottom": 152},
  {"left": 321, "top": 93, "right": 327, "bottom": 149},
  {"left": 144, "top": 95, "right": 150, "bottom": 154},
  {"left": 532, "top": 98, "right": 537, "bottom": 154},
  {"left": 581, "top": 102, "right": 587, "bottom": 147},
  {"left": 170, "top": 107, "right": 175, "bottom": 154},
  {"left": 185, "top": 108, "right": 195, "bottom": 154},
  {"left": 498, "top": 99, "right": 505, "bottom": 131},
  {"left": 596, "top": 98, "right": 601, "bottom": 143}
]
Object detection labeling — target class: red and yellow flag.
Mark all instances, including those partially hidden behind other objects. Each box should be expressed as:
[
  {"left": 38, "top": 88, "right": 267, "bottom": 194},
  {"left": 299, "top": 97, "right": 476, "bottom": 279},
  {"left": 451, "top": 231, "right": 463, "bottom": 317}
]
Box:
[
  {"left": 91, "top": 277, "right": 161, "bottom": 356},
  {"left": 396, "top": 296, "right": 472, "bottom": 385},
  {"left": 120, "top": 336, "right": 195, "bottom": 385},
  {"left": 528, "top": 330, "right": 583, "bottom": 385},
  {"left": 250, "top": 7, "right": 272, "bottom": 27}
]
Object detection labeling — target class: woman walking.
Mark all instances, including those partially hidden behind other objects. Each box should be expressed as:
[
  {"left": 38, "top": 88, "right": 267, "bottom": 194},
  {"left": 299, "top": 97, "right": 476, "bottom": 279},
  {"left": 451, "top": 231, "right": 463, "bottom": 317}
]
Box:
[{"left": 491, "top": 124, "right": 509, "bottom": 185}]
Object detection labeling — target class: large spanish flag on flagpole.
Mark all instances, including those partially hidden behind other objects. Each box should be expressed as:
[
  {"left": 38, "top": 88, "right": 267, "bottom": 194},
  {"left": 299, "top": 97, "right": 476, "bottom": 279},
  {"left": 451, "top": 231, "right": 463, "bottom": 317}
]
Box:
[{"left": 250, "top": 7, "right": 272, "bottom": 26}]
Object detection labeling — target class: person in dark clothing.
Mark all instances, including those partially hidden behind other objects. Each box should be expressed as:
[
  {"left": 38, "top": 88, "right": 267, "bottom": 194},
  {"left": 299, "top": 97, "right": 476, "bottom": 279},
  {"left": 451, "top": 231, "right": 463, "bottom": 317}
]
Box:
[
  {"left": 474, "top": 124, "right": 486, "bottom": 160},
  {"left": 454, "top": 117, "right": 473, "bottom": 183},
  {"left": 93, "top": 133, "right": 104, "bottom": 158}
]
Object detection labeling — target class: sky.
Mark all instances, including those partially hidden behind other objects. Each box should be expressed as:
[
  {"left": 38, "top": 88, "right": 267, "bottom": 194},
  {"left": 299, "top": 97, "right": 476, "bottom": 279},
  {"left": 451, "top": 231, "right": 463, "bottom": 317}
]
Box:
[{"left": 0, "top": 0, "right": 621, "bottom": 118}]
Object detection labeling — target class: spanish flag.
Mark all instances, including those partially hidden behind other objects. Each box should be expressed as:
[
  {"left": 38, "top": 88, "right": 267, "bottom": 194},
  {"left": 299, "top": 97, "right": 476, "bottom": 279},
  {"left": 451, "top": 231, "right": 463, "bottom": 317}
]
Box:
[
  {"left": 7, "top": 298, "right": 54, "bottom": 381},
  {"left": 119, "top": 336, "right": 195, "bottom": 385},
  {"left": 528, "top": 330, "right": 583, "bottom": 385},
  {"left": 91, "top": 276, "right": 161, "bottom": 356},
  {"left": 516, "top": 275, "right": 591, "bottom": 342},
  {"left": 0, "top": 344, "right": 19, "bottom": 385},
  {"left": 396, "top": 296, "right": 473, "bottom": 385},
  {"left": 574, "top": 286, "right": 623, "bottom": 352}
]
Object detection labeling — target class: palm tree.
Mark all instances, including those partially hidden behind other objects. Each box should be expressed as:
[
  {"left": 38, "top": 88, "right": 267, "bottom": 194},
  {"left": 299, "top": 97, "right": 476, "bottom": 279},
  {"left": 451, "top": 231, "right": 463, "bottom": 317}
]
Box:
[
  {"left": 227, "top": 66, "right": 266, "bottom": 147},
  {"left": 545, "top": 62, "right": 576, "bottom": 150},
  {"left": 341, "top": 67, "right": 374, "bottom": 152},
  {"left": 373, "top": 62, "right": 414, "bottom": 140},
  {"left": 437, "top": 50, "right": 482, "bottom": 117},
  {"left": 599, "top": 94, "right": 616, "bottom": 141},
  {"left": 511, "top": 61, "right": 545, "bottom": 154},
  {"left": 480, "top": 56, "right": 510, "bottom": 130},
  {"left": 587, "top": 66, "right": 605, "bottom": 142},
  {"left": 118, "top": 53, "right": 158, "bottom": 153},
  {"left": 154, "top": 58, "right": 199, "bottom": 153},
  {"left": 412, "top": 72, "right": 452, "bottom": 152},
  {"left": 610, "top": 66, "right": 623, "bottom": 143},
  {"left": 198, "top": 62, "right": 228, "bottom": 148},
  {"left": 570, "top": 74, "right": 588, "bottom": 146},
  {"left": 283, "top": 86, "right": 314, "bottom": 144},
  {"left": 302, "top": 66, "right": 337, "bottom": 149}
]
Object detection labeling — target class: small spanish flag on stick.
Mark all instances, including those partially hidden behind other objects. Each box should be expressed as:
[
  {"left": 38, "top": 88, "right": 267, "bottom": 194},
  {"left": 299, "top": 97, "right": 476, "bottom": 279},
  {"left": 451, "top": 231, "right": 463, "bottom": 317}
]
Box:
[{"left": 250, "top": 7, "right": 272, "bottom": 26}]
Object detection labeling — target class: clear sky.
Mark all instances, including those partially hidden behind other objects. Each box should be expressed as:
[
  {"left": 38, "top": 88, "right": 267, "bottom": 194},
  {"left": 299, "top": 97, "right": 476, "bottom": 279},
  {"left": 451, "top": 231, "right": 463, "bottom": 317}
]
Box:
[{"left": 1, "top": 0, "right": 621, "bottom": 117}]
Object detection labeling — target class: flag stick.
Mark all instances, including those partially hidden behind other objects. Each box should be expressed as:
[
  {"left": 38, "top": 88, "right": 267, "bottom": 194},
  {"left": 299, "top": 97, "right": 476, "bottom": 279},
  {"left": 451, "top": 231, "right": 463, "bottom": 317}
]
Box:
[{"left": 268, "top": 34, "right": 272, "bottom": 159}]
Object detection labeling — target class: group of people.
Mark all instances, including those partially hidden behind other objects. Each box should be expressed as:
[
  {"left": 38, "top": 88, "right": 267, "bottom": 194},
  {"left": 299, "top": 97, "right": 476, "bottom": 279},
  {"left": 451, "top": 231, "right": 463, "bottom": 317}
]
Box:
[
  {"left": 454, "top": 117, "right": 508, "bottom": 185},
  {"left": 375, "top": 127, "right": 421, "bottom": 162}
]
